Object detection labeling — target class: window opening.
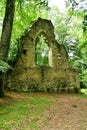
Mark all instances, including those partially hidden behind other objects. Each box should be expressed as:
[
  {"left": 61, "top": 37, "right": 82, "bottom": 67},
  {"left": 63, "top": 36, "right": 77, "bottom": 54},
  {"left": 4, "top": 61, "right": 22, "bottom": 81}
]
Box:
[
  {"left": 23, "top": 49, "right": 27, "bottom": 55},
  {"left": 35, "top": 35, "right": 49, "bottom": 66}
]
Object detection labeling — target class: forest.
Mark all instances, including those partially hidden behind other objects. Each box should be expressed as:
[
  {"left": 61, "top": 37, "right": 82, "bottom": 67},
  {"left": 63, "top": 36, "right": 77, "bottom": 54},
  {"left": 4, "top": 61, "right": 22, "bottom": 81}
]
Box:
[
  {"left": 0, "top": 1, "right": 87, "bottom": 129},
  {"left": 0, "top": 0, "right": 87, "bottom": 97}
]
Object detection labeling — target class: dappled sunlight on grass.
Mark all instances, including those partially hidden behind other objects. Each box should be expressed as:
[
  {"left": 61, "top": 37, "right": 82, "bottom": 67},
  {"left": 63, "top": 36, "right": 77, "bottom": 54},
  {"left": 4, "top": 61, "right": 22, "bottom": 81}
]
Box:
[
  {"left": 81, "top": 89, "right": 87, "bottom": 95},
  {"left": 0, "top": 91, "right": 52, "bottom": 130}
]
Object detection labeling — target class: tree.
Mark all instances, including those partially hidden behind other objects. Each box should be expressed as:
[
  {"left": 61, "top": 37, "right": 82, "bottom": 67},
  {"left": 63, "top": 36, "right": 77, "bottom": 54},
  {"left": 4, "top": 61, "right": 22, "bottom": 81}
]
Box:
[
  {"left": 0, "top": 0, "right": 49, "bottom": 97},
  {"left": 49, "top": 2, "right": 87, "bottom": 88},
  {"left": 48, "top": 6, "right": 68, "bottom": 44},
  {"left": 8, "top": 0, "right": 49, "bottom": 62},
  {"left": 0, "top": 0, "right": 15, "bottom": 97},
  {"left": 65, "top": 0, "right": 87, "bottom": 88}
]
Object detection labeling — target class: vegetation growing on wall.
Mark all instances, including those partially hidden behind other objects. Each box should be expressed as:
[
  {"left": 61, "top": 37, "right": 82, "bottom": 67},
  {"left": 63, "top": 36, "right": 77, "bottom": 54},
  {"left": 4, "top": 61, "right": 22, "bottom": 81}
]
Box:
[{"left": 0, "top": 0, "right": 87, "bottom": 96}]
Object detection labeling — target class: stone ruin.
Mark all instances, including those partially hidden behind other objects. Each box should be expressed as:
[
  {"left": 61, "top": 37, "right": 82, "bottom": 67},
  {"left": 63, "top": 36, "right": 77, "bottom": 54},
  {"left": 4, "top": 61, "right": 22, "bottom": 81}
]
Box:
[{"left": 7, "top": 18, "right": 80, "bottom": 92}]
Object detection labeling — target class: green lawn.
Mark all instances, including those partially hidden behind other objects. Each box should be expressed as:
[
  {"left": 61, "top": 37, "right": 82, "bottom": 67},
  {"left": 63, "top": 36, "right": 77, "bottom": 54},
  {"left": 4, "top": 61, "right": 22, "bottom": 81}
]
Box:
[{"left": 0, "top": 92, "right": 52, "bottom": 130}]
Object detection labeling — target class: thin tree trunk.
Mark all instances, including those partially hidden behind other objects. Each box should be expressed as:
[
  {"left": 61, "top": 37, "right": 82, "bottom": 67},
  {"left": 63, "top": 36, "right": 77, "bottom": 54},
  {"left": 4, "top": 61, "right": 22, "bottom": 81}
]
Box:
[
  {"left": 0, "top": 0, "right": 15, "bottom": 97},
  {"left": 0, "top": 72, "right": 4, "bottom": 97}
]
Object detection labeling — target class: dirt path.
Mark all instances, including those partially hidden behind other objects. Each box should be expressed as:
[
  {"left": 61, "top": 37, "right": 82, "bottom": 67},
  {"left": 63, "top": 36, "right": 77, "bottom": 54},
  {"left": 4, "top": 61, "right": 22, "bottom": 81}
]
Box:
[{"left": 39, "top": 94, "right": 87, "bottom": 130}]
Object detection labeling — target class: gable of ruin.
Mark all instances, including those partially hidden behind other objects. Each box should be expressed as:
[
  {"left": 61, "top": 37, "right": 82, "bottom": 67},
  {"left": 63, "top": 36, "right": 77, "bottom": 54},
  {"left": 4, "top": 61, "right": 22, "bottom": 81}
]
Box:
[{"left": 7, "top": 18, "right": 80, "bottom": 92}]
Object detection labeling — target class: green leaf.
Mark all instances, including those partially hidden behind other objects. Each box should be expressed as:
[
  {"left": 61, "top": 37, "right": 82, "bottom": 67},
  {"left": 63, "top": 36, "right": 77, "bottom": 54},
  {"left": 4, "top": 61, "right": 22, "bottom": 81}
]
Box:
[{"left": 0, "top": 59, "right": 10, "bottom": 72}]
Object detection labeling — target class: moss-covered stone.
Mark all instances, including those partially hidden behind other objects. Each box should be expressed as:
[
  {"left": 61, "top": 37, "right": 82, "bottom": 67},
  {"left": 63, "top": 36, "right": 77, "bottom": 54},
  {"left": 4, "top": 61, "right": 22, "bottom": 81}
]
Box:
[{"left": 7, "top": 18, "right": 80, "bottom": 93}]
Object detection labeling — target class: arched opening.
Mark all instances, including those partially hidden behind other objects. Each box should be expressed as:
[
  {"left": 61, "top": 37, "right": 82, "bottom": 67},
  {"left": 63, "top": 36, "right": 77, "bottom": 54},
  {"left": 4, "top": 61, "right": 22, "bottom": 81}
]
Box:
[{"left": 35, "top": 35, "right": 49, "bottom": 66}]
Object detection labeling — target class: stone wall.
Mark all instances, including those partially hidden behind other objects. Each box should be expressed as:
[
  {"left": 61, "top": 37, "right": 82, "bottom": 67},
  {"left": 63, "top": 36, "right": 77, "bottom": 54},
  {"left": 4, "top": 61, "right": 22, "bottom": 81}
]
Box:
[{"left": 7, "top": 18, "right": 80, "bottom": 92}]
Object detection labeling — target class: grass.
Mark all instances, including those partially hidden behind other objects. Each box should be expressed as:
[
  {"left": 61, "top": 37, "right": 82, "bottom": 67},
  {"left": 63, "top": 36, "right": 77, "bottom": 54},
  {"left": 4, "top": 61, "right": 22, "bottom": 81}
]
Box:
[
  {"left": 81, "top": 89, "right": 87, "bottom": 95},
  {"left": 78, "top": 89, "right": 87, "bottom": 99},
  {"left": 0, "top": 92, "right": 52, "bottom": 130},
  {"left": 0, "top": 91, "right": 87, "bottom": 130}
]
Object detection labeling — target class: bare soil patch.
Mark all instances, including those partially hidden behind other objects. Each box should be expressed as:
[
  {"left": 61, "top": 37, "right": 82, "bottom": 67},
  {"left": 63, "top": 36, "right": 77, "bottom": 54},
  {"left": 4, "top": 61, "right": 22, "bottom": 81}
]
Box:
[{"left": 40, "top": 94, "right": 87, "bottom": 130}]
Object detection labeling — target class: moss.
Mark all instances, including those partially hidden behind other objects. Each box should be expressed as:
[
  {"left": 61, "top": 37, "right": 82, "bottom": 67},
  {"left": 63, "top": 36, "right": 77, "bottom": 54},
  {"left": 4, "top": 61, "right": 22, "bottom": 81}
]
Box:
[{"left": 7, "top": 18, "right": 80, "bottom": 93}]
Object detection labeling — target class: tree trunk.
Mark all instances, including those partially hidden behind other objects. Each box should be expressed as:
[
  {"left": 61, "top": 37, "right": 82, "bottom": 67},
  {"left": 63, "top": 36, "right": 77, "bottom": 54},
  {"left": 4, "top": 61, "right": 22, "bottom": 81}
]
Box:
[
  {"left": 0, "top": 0, "right": 15, "bottom": 97},
  {"left": 0, "top": 72, "right": 4, "bottom": 97}
]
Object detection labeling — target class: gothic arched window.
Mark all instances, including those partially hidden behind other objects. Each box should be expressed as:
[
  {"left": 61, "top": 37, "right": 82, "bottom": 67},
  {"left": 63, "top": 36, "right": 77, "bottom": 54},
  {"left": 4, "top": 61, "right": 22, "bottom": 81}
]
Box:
[{"left": 35, "top": 35, "right": 49, "bottom": 66}]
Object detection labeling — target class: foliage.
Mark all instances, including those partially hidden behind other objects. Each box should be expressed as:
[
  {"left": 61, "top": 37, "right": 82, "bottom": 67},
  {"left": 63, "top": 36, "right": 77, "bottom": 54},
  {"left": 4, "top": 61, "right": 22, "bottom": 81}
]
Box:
[
  {"left": 8, "top": 41, "right": 18, "bottom": 62},
  {"left": 0, "top": 0, "right": 87, "bottom": 88},
  {"left": 0, "top": 0, "right": 5, "bottom": 34},
  {"left": 48, "top": 2, "right": 87, "bottom": 88},
  {"left": 9, "top": 0, "right": 49, "bottom": 61},
  {"left": 65, "top": 0, "right": 87, "bottom": 88},
  {"left": 0, "top": 59, "right": 10, "bottom": 72},
  {"left": 0, "top": 0, "right": 50, "bottom": 62},
  {"left": 35, "top": 35, "right": 49, "bottom": 66},
  {"left": 48, "top": 6, "right": 68, "bottom": 44},
  {"left": 81, "top": 89, "right": 87, "bottom": 95},
  {"left": 12, "top": 0, "right": 48, "bottom": 41}
]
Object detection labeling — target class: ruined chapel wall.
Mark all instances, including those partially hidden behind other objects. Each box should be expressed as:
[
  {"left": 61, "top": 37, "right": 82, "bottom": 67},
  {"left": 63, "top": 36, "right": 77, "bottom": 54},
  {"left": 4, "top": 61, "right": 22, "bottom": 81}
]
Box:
[{"left": 7, "top": 18, "right": 80, "bottom": 92}]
